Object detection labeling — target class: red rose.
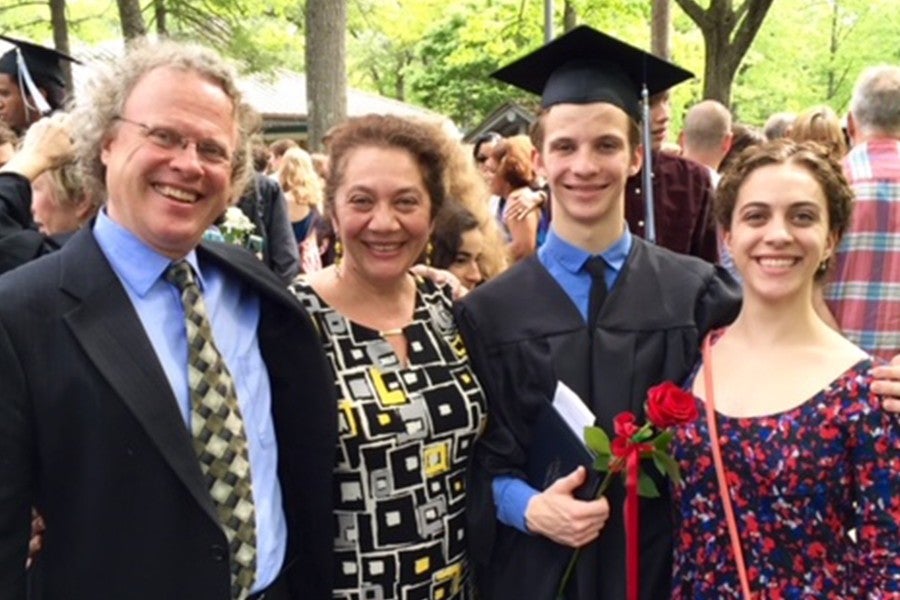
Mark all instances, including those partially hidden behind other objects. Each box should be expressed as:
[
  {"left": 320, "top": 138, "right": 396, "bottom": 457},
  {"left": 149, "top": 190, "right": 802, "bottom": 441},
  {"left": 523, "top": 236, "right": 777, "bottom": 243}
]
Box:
[
  {"left": 645, "top": 381, "right": 698, "bottom": 428},
  {"left": 613, "top": 411, "right": 639, "bottom": 438},
  {"left": 610, "top": 435, "right": 631, "bottom": 458}
]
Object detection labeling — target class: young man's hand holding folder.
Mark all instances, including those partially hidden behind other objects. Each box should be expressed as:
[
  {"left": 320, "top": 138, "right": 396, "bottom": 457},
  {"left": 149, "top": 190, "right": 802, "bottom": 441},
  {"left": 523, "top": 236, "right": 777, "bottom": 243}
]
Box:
[{"left": 523, "top": 382, "right": 610, "bottom": 547}]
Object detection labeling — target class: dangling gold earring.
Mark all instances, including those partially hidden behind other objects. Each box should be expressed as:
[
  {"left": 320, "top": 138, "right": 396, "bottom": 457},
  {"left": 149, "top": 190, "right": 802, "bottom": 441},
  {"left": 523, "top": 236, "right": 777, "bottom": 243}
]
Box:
[
  {"left": 425, "top": 241, "right": 433, "bottom": 267},
  {"left": 334, "top": 240, "right": 343, "bottom": 277}
]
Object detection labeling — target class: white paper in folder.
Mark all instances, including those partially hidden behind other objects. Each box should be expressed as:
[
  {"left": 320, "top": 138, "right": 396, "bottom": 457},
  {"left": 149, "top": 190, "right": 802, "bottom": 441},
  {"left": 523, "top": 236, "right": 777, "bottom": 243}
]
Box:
[{"left": 550, "top": 380, "right": 596, "bottom": 444}]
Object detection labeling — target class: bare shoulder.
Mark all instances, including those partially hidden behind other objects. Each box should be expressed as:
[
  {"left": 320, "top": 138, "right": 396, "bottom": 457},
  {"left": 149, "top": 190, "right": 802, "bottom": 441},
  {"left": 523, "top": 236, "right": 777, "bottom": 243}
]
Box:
[{"left": 820, "top": 326, "right": 870, "bottom": 367}]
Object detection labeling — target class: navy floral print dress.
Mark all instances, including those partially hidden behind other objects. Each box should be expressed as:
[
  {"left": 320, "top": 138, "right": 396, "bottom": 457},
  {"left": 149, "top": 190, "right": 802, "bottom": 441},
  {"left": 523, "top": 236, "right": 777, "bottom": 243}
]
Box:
[{"left": 671, "top": 338, "right": 900, "bottom": 598}]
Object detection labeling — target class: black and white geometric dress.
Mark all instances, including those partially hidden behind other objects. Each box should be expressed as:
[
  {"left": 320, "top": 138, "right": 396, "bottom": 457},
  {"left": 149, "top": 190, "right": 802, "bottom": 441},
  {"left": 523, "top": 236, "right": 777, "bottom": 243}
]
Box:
[{"left": 289, "top": 277, "right": 487, "bottom": 600}]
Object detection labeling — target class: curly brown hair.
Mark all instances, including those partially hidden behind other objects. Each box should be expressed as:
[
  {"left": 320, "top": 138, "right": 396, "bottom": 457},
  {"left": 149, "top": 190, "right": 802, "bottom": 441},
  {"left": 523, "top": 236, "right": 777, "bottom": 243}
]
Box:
[
  {"left": 716, "top": 140, "right": 855, "bottom": 279},
  {"left": 324, "top": 114, "right": 448, "bottom": 220}
]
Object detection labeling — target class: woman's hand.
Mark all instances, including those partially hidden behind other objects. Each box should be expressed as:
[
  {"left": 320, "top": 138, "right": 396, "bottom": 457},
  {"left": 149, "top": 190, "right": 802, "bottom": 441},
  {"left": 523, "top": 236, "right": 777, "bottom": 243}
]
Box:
[
  {"left": 505, "top": 187, "right": 546, "bottom": 222},
  {"left": 411, "top": 264, "right": 468, "bottom": 300},
  {"left": 0, "top": 113, "right": 75, "bottom": 181}
]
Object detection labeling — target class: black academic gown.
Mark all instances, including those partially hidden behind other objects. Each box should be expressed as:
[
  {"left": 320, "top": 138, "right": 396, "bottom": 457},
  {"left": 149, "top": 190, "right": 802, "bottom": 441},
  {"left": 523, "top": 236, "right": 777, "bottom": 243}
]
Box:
[
  {"left": 456, "top": 237, "right": 741, "bottom": 600},
  {"left": 0, "top": 172, "right": 63, "bottom": 275}
]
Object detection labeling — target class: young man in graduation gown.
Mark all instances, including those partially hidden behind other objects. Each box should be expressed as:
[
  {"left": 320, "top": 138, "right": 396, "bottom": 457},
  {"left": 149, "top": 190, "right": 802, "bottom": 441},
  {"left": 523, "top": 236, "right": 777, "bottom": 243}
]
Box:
[
  {"left": 455, "top": 27, "right": 742, "bottom": 600},
  {"left": 0, "top": 36, "right": 77, "bottom": 135}
]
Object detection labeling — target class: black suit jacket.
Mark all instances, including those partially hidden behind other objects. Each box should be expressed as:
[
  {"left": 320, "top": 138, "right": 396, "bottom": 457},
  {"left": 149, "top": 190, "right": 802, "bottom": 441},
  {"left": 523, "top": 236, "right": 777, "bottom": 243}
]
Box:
[
  {"left": 237, "top": 174, "right": 301, "bottom": 284},
  {"left": 0, "top": 228, "right": 337, "bottom": 599}
]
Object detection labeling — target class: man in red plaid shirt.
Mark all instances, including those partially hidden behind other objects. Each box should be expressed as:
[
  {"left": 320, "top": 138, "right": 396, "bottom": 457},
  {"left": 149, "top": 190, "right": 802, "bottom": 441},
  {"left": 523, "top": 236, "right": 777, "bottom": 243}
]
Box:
[{"left": 822, "top": 65, "right": 900, "bottom": 362}]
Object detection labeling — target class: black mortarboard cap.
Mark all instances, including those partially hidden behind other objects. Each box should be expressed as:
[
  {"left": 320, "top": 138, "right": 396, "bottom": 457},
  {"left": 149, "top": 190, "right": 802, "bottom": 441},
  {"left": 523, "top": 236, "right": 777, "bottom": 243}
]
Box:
[
  {"left": 0, "top": 35, "right": 79, "bottom": 90},
  {"left": 492, "top": 26, "right": 693, "bottom": 120}
]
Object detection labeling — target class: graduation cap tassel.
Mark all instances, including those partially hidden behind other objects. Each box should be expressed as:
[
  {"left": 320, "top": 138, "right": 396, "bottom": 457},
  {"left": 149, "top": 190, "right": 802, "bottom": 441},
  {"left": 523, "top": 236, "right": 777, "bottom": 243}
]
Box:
[
  {"left": 640, "top": 84, "right": 656, "bottom": 245},
  {"left": 14, "top": 47, "right": 52, "bottom": 116}
]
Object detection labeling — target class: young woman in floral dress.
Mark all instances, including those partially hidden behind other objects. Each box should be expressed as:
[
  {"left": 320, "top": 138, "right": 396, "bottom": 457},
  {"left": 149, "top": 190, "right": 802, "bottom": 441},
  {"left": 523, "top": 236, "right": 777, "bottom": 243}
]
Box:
[{"left": 671, "top": 140, "right": 899, "bottom": 598}]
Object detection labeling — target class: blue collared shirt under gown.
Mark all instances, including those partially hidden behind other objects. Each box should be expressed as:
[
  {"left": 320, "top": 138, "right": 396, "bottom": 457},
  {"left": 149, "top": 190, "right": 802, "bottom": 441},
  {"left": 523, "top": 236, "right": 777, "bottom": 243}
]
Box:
[{"left": 492, "top": 225, "right": 633, "bottom": 533}]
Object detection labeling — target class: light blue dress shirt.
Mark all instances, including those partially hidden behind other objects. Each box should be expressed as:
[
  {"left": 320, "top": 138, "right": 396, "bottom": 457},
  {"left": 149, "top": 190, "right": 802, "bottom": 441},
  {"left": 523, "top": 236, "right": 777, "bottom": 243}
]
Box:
[
  {"left": 93, "top": 211, "right": 286, "bottom": 591},
  {"left": 492, "top": 225, "right": 633, "bottom": 533}
]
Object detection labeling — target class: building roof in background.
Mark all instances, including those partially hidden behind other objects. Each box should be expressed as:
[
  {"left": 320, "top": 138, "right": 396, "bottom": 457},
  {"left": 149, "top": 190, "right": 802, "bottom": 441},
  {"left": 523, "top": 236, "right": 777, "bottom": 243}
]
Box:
[
  {"left": 241, "top": 68, "right": 445, "bottom": 122},
  {"left": 463, "top": 101, "right": 535, "bottom": 143}
]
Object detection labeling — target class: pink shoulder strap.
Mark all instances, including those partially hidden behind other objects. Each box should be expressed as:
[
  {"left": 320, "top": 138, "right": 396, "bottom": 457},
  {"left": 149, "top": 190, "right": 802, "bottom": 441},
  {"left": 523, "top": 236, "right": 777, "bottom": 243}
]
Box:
[{"left": 702, "top": 333, "right": 753, "bottom": 600}]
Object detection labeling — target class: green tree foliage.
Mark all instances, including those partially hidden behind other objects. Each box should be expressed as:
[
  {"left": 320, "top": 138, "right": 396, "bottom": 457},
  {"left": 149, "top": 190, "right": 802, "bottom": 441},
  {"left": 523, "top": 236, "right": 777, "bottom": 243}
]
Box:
[
  {"left": 2, "top": 0, "right": 898, "bottom": 134},
  {"left": 405, "top": 4, "right": 544, "bottom": 131},
  {"left": 730, "top": 0, "right": 899, "bottom": 125}
]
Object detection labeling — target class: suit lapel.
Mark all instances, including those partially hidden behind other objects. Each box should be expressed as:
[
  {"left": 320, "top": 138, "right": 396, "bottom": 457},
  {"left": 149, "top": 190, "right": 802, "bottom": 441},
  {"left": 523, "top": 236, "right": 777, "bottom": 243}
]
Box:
[
  {"left": 59, "top": 230, "right": 218, "bottom": 523},
  {"left": 199, "top": 241, "right": 299, "bottom": 311}
]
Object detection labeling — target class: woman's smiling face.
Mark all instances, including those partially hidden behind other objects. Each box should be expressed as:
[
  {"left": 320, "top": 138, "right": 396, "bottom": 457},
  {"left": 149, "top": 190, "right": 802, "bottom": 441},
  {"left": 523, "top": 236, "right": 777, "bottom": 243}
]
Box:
[
  {"left": 724, "top": 162, "right": 836, "bottom": 303},
  {"left": 331, "top": 145, "right": 433, "bottom": 284}
]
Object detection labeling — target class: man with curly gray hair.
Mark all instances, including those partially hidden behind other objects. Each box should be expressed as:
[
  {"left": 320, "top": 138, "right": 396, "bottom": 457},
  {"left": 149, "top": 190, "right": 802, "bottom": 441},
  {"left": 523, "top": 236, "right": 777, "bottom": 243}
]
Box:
[{"left": 0, "top": 38, "right": 336, "bottom": 600}]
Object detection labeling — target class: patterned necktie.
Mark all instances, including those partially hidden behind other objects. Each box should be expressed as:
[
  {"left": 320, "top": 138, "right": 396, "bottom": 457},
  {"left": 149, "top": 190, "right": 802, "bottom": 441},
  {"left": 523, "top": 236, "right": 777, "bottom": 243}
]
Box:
[
  {"left": 584, "top": 255, "right": 608, "bottom": 334},
  {"left": 165, "top": 260, "right": 257, "bottom": 600}
]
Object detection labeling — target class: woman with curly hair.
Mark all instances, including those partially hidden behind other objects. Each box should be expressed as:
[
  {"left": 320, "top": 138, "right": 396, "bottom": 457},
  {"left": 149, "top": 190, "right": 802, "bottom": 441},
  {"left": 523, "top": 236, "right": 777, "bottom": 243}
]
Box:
[
  {"left": 671, "top": 140, "right": 898, "bottom": 598},
  {"left": 288, "top": 114, "right": 488, "bottom": 599}
]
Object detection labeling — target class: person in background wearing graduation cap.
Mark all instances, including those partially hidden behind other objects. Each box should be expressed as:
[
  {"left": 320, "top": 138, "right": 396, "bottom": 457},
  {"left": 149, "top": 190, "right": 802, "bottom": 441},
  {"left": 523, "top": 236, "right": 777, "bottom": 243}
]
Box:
[
  {"left": 0, "top": 36, "right": 78, "bottom": 135},
  {"left": 624, "top": 66, "right": 720, "bottom": 264},
  {"left": 454, "top": 26, "right": 742, "bottom": 600}
]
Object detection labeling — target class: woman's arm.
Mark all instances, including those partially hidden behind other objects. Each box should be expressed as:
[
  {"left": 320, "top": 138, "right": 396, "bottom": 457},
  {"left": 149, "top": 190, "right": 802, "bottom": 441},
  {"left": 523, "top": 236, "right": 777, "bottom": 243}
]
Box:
[{"left": 503, "top": 188, "right": 539, "bottom": 262}]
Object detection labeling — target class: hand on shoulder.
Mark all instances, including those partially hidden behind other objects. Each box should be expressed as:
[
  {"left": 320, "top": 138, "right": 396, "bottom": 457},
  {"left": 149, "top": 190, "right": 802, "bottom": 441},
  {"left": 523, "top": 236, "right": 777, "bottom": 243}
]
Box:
[
  {"left": 410, "top": 264, "right": 467, "bottom": 300},
  {"left": 872, "top": 353, "right": 900, "bottom": 414}
]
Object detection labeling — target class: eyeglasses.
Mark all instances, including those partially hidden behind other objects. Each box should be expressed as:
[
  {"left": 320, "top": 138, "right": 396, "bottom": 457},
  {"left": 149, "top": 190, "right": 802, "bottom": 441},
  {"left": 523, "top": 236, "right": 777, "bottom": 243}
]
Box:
[{"left": 114, "top": 116, "right": 233, "bottom": 165}]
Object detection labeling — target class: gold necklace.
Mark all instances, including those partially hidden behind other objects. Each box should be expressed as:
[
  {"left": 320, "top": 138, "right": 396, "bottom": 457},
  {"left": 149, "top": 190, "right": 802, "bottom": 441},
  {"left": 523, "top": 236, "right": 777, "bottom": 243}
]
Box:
[{"left": 379, "top": 327, "right": 405, "bottom": 337}]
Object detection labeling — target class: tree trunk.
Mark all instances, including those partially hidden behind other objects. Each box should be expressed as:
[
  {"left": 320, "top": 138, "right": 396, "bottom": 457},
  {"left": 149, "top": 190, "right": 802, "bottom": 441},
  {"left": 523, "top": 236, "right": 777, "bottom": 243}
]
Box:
[
  {"left": 674, "top": 0, "right": 774, "bottom": 106},
  {"left": 117, "top": 0, "right": 147, "bottom": 40},
  {"left": 305, "top": 0, "right": 347, "bottom": 152},
  {"left": 154, "top": 0, "right": 168, "bottom": 37},
  {"left": 48, "top": 0, "right": 73, "bottom": 94},
  {"left": 563, "top": 0, "right": 577, "bottom": 32},
  {"left": 651, "top": 0, "right": 671, "bottom": 60}
]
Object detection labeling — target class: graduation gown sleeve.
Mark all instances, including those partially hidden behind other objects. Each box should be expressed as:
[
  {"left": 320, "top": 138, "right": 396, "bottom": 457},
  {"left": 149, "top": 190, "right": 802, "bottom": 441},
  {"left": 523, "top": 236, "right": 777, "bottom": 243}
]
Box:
[
  {"left": 0, "top": 172, "right": 61, "bottom": 275},
  {"left": 456, "top": 240, "right": 741, "bottom": 600}
]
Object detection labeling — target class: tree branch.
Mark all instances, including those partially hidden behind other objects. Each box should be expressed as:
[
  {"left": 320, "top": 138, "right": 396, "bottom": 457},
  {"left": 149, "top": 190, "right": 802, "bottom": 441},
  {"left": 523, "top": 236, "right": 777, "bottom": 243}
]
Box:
[
  {"left": 734, "top": 0, "right": 749, "bottom": 26},
  {"left": 674, "top": 0, "right": 709, "bottom": 30},
  {"left": 730, "top": 0, "right": 774, "bottom": 66},
  {"left": 0, "top": 1, "right": 47, "bottom": 13}
]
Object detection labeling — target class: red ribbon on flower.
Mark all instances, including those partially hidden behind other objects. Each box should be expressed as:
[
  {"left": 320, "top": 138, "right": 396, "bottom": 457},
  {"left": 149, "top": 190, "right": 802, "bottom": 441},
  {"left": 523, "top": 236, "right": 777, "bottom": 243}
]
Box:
[
  {"left": 557, "top": 382, "right": 697, "bottom": 600},
  {"left": 611, "top": 413, "right": 653, "bottom": 600}
]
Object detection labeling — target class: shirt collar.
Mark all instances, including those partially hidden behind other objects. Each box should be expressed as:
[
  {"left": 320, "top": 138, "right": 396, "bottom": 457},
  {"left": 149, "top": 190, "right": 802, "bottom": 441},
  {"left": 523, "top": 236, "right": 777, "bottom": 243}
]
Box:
[
  {"left": 93, "top": 209, "right": 203, "bottom": 297},
  {"left": 541, "top": 225, "right": 633, "bottom": 274}
]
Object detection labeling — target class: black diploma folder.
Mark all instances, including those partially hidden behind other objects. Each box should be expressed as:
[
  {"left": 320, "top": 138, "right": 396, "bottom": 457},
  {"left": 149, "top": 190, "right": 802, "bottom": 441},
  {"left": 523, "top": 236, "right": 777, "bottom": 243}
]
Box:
[{"left": 524, "top": 399, "right": 602, "bottom": 501}]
